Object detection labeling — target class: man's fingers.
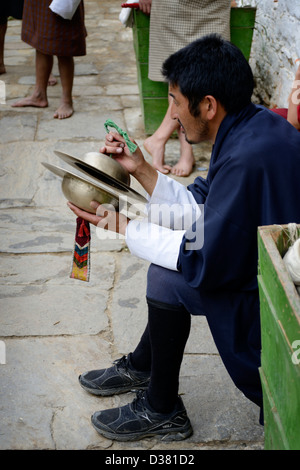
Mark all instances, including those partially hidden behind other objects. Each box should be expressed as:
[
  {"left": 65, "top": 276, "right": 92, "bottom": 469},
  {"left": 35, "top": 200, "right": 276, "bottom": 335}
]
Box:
[
  {"left": 90, "top": 201, "right": 100, "bottom": 211},
  {"left": 100, "top": 145, "right": 123, "bottom": 154},
  {"left": 105, "top": 131, "right": 126, "bottom": 146},
  {"left": 67, "top": 202, "right": 100, "bottom": 225},
  {"left": 95, "top": 205, "right": 109, "bottom": 218}
]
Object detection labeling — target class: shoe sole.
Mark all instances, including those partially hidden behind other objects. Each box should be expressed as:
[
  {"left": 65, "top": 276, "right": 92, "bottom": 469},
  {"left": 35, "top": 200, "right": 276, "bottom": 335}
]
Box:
[
  {"left": 91, "top": 417, "right": 193, "bottom": 442},
  {"left": 79, "top": 378, "right": 149, "bottom": 396}
]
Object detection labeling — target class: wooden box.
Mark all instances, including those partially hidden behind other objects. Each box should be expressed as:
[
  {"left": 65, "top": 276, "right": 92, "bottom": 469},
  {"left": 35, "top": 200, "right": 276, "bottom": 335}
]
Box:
[{"left": 257, "top": 225, "right": 300, "bottom": 450}]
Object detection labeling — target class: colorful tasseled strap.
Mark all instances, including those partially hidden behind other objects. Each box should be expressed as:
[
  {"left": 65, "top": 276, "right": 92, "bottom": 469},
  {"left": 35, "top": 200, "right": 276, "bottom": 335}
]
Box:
[{"left": 70, "top": 217, "right": 91, "bottom": 282}]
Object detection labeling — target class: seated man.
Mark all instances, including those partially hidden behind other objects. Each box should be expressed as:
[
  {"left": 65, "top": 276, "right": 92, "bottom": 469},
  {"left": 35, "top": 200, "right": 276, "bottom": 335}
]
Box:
[{"left": 68, "top": 34, "right": 300, "bottom": 442}]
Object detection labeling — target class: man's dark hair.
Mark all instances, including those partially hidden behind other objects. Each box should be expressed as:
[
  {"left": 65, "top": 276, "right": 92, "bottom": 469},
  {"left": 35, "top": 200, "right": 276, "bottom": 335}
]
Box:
[{"left": 161, "top": 34, "right": 254, "bottom": 116}]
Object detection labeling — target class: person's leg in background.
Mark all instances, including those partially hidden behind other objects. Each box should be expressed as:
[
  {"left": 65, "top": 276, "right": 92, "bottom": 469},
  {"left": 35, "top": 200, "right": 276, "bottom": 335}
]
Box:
[
  {"left": 144, "top": 97, "right": 195, "bottom": 176},
  {"left": 54, "top": 55, "right": 74, "bottom": 119},
  {"left": 12, "top": 49, "right": 51, "bottom": 108},
  {"left": 0, "top": 18, "right": 7, "bottom": 74}
]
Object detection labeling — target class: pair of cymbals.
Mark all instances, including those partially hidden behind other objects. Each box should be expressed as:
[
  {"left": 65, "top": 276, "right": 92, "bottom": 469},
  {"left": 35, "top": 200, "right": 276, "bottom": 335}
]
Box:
[{"left": 42, "top": 150, "right": 147, "bottom": 214}]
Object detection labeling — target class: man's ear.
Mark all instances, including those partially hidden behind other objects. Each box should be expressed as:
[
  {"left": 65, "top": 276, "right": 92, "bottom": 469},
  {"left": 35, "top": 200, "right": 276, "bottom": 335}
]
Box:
[{"left": 201, "top": 95, "right": 218, "bottom": 120}]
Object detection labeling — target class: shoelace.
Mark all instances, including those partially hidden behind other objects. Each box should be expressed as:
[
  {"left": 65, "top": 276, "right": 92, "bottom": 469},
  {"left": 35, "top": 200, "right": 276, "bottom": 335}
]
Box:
[
  {"left": 132, "top": 390, "right": 149, "bottom": 414},
  {"left": 113, "top": 355, "right": 132, "bottom": 376},
  {"left": 113, "top": 355, "right": 127, "bottom": 368}
]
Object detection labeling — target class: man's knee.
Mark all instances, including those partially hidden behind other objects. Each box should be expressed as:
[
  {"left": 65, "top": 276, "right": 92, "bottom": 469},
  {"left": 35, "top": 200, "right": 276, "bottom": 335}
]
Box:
[
  {"left": 147, "top": 263, "right": 177, "bottom": 288},
  {"left": 147, "top": 264, "right": 179, "bottom": 304},
  {"left": 147, "top": 263, "right": 166, "bottom": 283}
]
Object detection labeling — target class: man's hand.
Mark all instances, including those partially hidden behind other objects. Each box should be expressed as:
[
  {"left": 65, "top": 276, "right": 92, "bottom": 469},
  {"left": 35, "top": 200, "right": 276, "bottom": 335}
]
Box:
[
  {"left": 139, "top": 0, "right": 152, "bottom": 15},
  {"left": 100, "top": 131, "right": 158, "bottom": 196},
  {"left": 67, "top": 201, "right": 130, "bottom": 235},
  {"left": 100, "top": 131, "right": 145, "bottom": 176}
]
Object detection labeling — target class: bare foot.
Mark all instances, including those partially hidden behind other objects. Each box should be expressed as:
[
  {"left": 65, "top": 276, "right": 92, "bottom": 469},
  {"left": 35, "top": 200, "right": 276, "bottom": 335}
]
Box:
[
  {"left": 0, "top": 63, "right": 6, "bottom": 74},
  {"left": 48, "top": 73, "right": 57, "bottom": 86},
  {"left": 144, "top": 135, "right": 172, "bottom": 174},
  {"left": 53, "top": 102, "right": 73, "bottom": 119},
  {"left": 171, "top": 126, "right": 195, "bottom": 176},
  {"left": 171, "top": 151, "right": 195, "bottom": 177},
  {"left": 11, "top": 94, "right": 48, "bottom": 108}
]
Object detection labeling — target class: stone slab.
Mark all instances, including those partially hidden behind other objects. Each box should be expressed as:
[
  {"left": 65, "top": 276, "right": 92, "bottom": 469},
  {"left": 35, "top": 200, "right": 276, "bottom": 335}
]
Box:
[
  {"left": 0, "top": 114, "right": 37, "bottom": 144},
  {"left": 124, "top": 106, "right": 145, "bottom": 138},
  {"left": 76, "top": 95, "right": 124, "bottom": 113},
  {"left": 0, "top": 140, "right": 124, "bottom": 208},
  {"left": 110, "top": 252, "right": 149, "bottom": 355},
  {"left": 0, "top": 336, "right": 113, "bottom": 450},
  {"left": 0, "top": 338, "right": 263, "bottom": 450},
  {"left": 0, "top": 284, "right": 109, "bottom": 336},
  {"left": 0, "top": 252, "right": 115, "bottom": 289},
  {"left": 0, "top": 207, "right": 126, "bottom": 253},
  {"left": 35, "top": 110, "right": 125, "bottom": 141},
  {"left": 0, "top": 142, "right": 57, "bottom": 207},
  {"left": 179, "top": 355, "right": 264, "bottom": 445},
  {"left": 106, "top": 84, "right": 139, "bottom": 96},
  {"left": 110, "top": 252, "right": 218, "bottom": 356},
  {"left": 0, "top": 229, "right": 76, "bottom": 254},
  {"left": 72, "top": 85, "right": 105, "bottom": 97},
  {"left": 3, "top": 55, "right": 29, "bottom": 66},
  {"left": 74, "top": 63, "right": 100, "bottom": 76},
  {"left": 185, "top": 316, "right": 219, "bottom": 355}
]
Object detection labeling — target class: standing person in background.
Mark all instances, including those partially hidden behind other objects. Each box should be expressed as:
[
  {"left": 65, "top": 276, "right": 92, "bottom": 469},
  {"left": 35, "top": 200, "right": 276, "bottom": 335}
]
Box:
[
  {"left": 11, "top": 0, "right": 87, "bottom": 119},
  {"left": 0, "top": 1, "right": 24, "bottom": 75},
  {"left": 272, "top": 63, "right": 300, "bottom": 132},
  {"left": 0, "top": 0, "right": 57, "bottom": 85},
  {"left": 140, "top": 0, "right": 231, "bottom": 176}
]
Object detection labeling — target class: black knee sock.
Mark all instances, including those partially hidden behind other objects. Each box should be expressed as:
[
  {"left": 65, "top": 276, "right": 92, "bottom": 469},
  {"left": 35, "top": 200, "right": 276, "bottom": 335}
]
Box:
[
  {"left": 146, "top": 299, "right": 191, "bottom": 414},
  {"left": 130, "top": 324, "right": 152, "bottom": 372}
]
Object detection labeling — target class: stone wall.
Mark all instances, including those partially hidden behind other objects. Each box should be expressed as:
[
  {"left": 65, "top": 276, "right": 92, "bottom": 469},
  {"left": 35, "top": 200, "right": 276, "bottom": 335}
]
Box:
[{"left": 237, "top": 0, "right": 300, "bottom": 108}]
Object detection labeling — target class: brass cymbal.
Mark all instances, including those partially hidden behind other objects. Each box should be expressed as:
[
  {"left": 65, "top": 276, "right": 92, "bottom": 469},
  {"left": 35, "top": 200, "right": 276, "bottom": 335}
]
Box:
[
  {"left": 54, "top": 150, "right": 146, "bottom": 203},
  {"left": 42, "top": 162, "right": 147, "bottom": 214}
]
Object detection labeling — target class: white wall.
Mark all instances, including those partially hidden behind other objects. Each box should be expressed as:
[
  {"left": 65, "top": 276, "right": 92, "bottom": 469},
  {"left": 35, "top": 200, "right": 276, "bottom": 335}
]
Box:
[{"left": 237, "top": 0, "right": 300, "bottom": 108}]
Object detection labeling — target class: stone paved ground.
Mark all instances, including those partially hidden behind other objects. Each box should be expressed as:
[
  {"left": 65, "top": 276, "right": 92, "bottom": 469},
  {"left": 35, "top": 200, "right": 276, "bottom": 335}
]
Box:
[{"left": 0, "top": 0, "right": 264, "bottom": 451}]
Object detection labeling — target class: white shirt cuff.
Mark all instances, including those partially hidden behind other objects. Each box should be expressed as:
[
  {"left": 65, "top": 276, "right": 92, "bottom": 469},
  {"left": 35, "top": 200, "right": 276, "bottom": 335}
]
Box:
[{"left": 126, "top": 219, "right": 185, "bottom": 271}]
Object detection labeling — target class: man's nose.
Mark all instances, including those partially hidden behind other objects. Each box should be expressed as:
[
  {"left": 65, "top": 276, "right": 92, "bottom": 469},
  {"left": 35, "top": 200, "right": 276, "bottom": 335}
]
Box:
[{"left": 169, "top": 100, "right": 178, "bottom": 120}]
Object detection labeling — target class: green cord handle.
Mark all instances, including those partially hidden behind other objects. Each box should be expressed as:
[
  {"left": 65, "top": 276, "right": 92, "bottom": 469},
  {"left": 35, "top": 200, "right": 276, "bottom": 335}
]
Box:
[{"left": 104, "top": 119, "right": 137, "bottom": 154}]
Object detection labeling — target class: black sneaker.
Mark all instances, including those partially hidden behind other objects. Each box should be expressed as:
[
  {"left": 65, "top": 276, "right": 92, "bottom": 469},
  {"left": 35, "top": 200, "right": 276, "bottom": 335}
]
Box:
[
  {"left": 78, "top": 354, "right": 150, "bottom": 396},
  {"left": 91, "top": 390, "right": 193, "bottom": 442}
]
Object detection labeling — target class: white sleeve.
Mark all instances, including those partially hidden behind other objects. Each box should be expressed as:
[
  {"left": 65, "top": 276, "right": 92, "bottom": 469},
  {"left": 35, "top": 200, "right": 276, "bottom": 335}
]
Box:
[
  {"left": 125, "top": 172, "right": 202, "bottom": 270},
  {"left": 150, "top": 172, "right": 196, "bottom": 205},
  {"left": 125, "top": 219, "right": 185, "bottom": 271},
  {"left": 146, "top": 172, "right": 201, "bottom": 229}
]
